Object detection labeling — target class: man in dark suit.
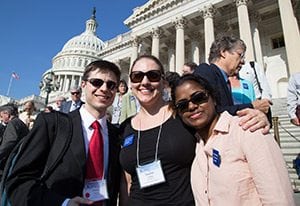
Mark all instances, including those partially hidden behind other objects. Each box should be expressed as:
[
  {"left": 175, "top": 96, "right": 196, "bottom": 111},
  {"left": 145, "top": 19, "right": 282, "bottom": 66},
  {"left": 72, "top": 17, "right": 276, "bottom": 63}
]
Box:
[
  {"left": 6, "top": 60, "right": 126, "bottom": 206},
  {"left": 60, "top": 87, "right": 84, "bottom": 113},
  {"left": 194, "top": 34, "right": 270, "bottom": 133},
  {"left": 0, "top": 104, "right": 29, "bottom": 177}
]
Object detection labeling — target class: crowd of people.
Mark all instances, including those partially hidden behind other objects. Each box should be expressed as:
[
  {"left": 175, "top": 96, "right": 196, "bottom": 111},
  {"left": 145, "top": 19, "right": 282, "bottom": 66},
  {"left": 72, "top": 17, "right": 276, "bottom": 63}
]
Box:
[{"left": 0, "top": 34, "right": 297, "bottom": 205}]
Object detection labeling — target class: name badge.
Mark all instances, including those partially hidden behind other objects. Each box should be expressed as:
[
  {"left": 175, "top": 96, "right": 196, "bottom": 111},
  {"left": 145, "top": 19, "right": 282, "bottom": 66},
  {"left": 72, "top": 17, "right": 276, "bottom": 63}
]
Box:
[
  {"left": 83, "top": 179, "right": 109, "bottom": 201},
  {"left": 136, "top": 160, "right": 166, "bottom": 189}
]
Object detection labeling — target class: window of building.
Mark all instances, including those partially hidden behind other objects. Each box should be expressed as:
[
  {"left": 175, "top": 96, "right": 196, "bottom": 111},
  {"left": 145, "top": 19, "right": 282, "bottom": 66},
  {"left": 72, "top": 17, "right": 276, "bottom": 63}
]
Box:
[{"left": 271, "top": 35, "right": 285, "bottom": 49}]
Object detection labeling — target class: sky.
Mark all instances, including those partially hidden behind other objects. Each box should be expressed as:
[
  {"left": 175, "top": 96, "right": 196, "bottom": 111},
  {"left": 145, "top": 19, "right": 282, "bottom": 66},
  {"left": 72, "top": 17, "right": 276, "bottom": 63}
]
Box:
[{"left": 0, "top": 0, "right": 148, "bottom": 99}]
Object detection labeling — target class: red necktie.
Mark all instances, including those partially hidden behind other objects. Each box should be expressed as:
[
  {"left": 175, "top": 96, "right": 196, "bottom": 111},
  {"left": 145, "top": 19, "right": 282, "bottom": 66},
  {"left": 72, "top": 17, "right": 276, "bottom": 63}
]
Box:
[{"left": 86, "top": 120, "right": 104, "bottom": 179}]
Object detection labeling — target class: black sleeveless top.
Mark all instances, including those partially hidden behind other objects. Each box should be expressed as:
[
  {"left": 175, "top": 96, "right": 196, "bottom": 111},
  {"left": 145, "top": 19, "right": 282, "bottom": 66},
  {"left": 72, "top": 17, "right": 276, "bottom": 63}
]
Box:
[{"left": 119, "top": 115, "right": 196, "bottom": 206}]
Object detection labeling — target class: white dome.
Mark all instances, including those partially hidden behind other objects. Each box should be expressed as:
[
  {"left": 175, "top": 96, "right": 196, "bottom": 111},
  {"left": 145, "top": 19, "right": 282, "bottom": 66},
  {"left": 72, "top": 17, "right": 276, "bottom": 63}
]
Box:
[
  {"left": 62, "top": 30, "right": 105, "bottom": 53},
  {"left": 60, "top": 15, "right": 105, "bottom": 54}
]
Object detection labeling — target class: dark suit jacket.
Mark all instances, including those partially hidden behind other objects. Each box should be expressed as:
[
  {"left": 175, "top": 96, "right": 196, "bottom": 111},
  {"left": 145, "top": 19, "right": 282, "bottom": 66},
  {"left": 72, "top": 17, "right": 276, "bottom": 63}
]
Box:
[
  {"left": 6, "top": 110, "right": 121, "bottom": 206},
  {"left": 0, "top": 117, "right": 29, "bottom": 172},
  {"left": 194, "top": 63, "right": 253, "bottom": 115},
  {"left": 0, "top": 123, "right": 6, "bottom": 144},
  {"left": 60, "top": 100, "right": 84, "bottom": 114}
]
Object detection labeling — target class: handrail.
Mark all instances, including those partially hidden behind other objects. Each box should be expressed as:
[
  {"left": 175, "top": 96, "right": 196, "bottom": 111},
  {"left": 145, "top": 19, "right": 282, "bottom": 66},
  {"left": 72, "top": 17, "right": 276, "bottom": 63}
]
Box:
[{"left": 278, "top": 122, "right": 300, "bottom": 143}]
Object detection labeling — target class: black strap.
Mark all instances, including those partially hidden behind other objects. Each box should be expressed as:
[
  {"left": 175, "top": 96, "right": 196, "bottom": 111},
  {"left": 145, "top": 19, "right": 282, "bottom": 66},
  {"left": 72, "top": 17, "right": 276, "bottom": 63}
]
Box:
[
  {"left": 39, "top": 112, "right": 73, "bottom": 182},
  {"left": 249, "top": 61, "right": 263, "bottom": 95}
]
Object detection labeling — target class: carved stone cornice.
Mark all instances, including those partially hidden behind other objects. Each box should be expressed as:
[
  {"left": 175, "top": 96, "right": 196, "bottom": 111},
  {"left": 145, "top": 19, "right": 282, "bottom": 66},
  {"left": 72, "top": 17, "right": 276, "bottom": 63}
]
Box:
[
  {"left": 125, "top": 0, "right": 184, "bottom": 28},
  {"left": 131, "top": 36, "right": 141, "bottom": 47},
  {"left": 234, "top": 0, "right": 248, "bottom": 7},
  {"left": 150, "top": 27, "right": 162, "bottom": 38},
  {"left": 200, "top": 4, "right": 216, "bottom": 19},
  {"left": 173, "top": 16, "right": 187, "bottom": 30}
]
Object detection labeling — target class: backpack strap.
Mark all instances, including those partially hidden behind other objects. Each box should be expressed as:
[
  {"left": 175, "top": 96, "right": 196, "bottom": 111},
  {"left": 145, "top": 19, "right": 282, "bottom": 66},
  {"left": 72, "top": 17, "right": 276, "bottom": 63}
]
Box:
[
  {"left": 39, "top": 112, "right": 73, "bottom": 182},
  {"left": 249, "top": 61, "right": 263, "bottom": 95}
]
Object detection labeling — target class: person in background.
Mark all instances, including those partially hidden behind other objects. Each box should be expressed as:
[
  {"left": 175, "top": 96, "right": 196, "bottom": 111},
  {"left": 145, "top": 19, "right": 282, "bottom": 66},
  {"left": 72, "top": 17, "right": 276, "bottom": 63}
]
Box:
[
  {"left": 44, "top": 105, "right": 54, "bottom": 113},
  {"left": 182, "top": 62, "right": 197, "bottom": 75},
  {"left": 172, "top": 74, "right": 295, "bottom": 206},
  {"left": 54, "top": 96, "right": 66, "bottom": 111},
  {"left": 19, "top": 100, "right": 38, "bottom": 130},
  {"left": 239, "top": 61, "right": 272, "bottom": 101},
  {"left": 60, "top": 86, "right": 84, "bottom": 114},
  {"left": 194, "top": 34, "right": 270, "bottom": 133},
  {"left": 111, "top": 79, "right": 129, "bottom": 127},
  {"left": 293, "top": 153, "right": 300, "bottom": 179},
  {"left": 229, "top": 70, "right": 256, "bottom": 104},
  {"left": 6, "top": 60, "right": 126, "bottom": 206},
  {"left": 0, "top": 103, "right": 29, "bottom": 177},
  {"left": 164, "top": 71, "right": 180, "bottom": 102},
  {"left": 0, "top": 103, "right": 20, "bottom": 144},
  {"left": 287, "top": 72, "right": 300, "bottom": 126}
]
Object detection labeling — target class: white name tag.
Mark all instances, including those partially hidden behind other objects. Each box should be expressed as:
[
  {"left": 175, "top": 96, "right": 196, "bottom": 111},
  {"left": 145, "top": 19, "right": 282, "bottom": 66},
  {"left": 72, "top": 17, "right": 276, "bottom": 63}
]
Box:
[
  {"left": 136, "top": 160, "right": 166, "bottom": 189},
  {"left": 83, "top": 179, "right": 109, "bottom": 201}
]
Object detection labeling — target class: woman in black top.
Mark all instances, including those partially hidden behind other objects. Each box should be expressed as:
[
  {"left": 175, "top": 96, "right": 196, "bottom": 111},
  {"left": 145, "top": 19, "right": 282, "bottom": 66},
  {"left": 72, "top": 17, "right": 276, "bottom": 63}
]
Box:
[{"left": 119, "top": 55, "right": 196, "bottom": 205}]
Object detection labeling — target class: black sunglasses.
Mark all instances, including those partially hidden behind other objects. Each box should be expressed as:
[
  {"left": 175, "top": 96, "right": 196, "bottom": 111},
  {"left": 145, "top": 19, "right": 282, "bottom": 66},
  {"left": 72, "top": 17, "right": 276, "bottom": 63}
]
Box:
[
  {"left": 130, "top": 70, "right": 162, "bottom": 83},
  {"left": 86, "top": 78, "right": 117, "bottom": 90},
  {"left": 175, "top": 91, "right": 209, "bottom": 112},
  {"left": 71, "top": 92, "right": 80, "bottom": 95}
]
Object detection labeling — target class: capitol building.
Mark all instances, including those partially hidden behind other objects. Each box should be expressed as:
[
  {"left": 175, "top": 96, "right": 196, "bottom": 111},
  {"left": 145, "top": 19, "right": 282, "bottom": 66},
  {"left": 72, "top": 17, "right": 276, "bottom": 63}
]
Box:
[{"left": 12, "top": 0, "right": 300, "bottom": 109}]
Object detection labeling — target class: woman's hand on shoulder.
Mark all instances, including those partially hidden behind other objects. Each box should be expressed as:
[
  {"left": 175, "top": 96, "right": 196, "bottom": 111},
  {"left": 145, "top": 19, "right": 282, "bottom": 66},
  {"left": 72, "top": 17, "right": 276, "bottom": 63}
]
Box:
[{"left": 236, "top": 108, "right": 270, "bottom": 135}]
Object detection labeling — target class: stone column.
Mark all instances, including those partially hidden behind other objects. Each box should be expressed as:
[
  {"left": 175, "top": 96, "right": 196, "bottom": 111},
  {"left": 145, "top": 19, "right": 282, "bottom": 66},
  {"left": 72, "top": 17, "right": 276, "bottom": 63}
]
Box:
[
  {"left": 173, "top": 16, "right": 186, "bottom": 74},
  {"left": 190, "top": 32, "right": 201, "bottom": 64},
  {"left": 150, "top": 27, "right": 161, "bottom": 58},
  {"left": 235, "top": 0, "right": 255, "bottom": 61},
  {"left": 250, "top": 12, "right": 264, "bottom": 67},
  {"left": 200, "top": 4, "right": 216, "bottom": 63},
  {"left": 278, "top": 0, "right": 300, "bottom": 75},
  {"left": 167, "top": 40, "right": 176, "bottom": 72},
  {"left": 130, "top": 36, "right": 140, "bottom": 68}
]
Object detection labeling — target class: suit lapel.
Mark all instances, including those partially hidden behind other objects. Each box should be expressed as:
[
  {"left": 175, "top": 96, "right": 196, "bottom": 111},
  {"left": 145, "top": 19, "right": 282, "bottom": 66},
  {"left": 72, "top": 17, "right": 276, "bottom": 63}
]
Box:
[
  {"left": 211, "top": 64, "right": 233, "bottom": 105},
  {"left": 68, "top": 111, "right": 86, "bottom": 174}
]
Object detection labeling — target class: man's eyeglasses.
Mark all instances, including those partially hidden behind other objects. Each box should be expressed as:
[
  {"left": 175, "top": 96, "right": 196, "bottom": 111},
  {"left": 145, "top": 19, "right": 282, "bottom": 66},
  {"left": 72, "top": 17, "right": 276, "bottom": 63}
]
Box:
[
  {"left": 235, "top": 51, "right": 245, "bottom": 60},
  {"left": 175, "top": 91, "right": 209, "bottom": 112},
  {"left": 71, "top": 92, "right": 80, "bottom": 95},
  {"left": 85, "top": 78, "right": 117, "bottom": 90},
  {"left": 130, "top": 70, "right": 162, "bottom": 83}
]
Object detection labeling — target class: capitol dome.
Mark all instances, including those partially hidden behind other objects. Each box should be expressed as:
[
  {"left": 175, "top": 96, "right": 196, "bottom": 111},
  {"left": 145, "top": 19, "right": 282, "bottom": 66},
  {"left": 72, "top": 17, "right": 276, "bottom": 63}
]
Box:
[{"left": 40, "top": 8, "right": 104, "bottom": 102}]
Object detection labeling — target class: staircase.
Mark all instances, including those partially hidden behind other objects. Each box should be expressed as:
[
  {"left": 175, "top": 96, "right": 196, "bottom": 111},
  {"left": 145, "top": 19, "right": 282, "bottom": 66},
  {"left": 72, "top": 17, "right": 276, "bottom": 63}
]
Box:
[{"left": 270, "top": 98, "right": 300, "bottom": 191}]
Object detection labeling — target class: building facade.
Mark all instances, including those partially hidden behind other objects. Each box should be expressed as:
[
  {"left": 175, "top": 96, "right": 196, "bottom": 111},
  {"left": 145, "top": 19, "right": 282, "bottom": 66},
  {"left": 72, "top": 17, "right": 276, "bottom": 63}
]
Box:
[{"left": 40, "top": 0, "right": 300, "bottom": 106}]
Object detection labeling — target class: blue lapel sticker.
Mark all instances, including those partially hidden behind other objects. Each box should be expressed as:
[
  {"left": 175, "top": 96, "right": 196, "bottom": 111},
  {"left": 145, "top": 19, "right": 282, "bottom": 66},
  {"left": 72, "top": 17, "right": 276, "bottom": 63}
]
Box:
[
  {"left": 242, "top": 83, "right": 249, "bottom": 90},
  {"left": 212, "top": 149, "right": 221, "bottom": 167},
  {"left": 123, "top": 134, "right": 134, "bottom": 147}
]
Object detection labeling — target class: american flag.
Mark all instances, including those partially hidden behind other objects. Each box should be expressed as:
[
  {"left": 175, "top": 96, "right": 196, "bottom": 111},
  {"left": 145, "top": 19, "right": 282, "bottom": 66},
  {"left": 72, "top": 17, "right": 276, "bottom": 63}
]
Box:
[{"left": 12, "top": 72, "right": 20, "bottom": 80}]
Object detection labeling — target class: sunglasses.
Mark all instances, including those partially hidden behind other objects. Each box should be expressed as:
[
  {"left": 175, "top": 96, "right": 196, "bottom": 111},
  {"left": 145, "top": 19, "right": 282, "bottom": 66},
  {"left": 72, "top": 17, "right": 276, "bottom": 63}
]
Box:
[
  {"left": 86, "top": 78, "right": 117, "bottom": 90},
  {"left": 175, "top": 91, "right": 209, "bottom": 112},
  {"left": 130, "top": 70, "right": 162, "bottom": 83},
  {"left": 71, "top": 92, "right": 80, "bottom": 95}
]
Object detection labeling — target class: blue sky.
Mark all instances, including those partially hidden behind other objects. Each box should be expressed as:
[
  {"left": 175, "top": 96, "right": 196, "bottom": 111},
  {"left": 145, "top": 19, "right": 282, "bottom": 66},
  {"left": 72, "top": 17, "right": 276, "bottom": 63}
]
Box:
[{"left": 0, "top": 0, "right": 148, "bottom": 99}]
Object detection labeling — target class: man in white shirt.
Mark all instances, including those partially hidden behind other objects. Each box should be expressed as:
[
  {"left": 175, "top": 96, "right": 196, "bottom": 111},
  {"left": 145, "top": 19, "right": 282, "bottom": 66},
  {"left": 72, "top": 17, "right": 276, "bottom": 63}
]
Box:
[{"left": 287, "top": 72, "right": 300, "bottom": 126}]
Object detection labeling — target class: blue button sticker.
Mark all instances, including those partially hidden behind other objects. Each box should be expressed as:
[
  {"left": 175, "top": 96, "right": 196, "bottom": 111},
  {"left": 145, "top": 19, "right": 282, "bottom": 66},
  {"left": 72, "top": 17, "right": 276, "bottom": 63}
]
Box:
[
  {"left": 242, "top": 83, "right": 249, "bottom": 90},
  {"left": 123, "top": 134, "right": 134, "bottom": 147},
  {"left": 212, "top": 149, "right": 221, "bottom": 167}
]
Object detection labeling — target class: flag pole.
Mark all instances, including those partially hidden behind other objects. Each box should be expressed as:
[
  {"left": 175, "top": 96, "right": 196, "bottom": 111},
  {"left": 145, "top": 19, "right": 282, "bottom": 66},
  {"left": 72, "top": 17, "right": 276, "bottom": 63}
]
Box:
[{"left": 6, "top": 74, "right": 13, "bottom": 96}]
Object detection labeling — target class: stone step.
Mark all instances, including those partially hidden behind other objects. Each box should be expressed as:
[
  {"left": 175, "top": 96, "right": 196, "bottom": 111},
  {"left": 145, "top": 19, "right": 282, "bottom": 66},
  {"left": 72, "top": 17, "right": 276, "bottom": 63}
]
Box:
[{"left": 269, "top": 98, "right": 300, "bottom": 190}]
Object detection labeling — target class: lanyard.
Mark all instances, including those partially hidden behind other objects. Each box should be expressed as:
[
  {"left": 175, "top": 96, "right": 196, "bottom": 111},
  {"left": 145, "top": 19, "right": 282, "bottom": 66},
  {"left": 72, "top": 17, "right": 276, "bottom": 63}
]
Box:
[{"left": 136, "top": 111, "right": 164, "bottom": 167}]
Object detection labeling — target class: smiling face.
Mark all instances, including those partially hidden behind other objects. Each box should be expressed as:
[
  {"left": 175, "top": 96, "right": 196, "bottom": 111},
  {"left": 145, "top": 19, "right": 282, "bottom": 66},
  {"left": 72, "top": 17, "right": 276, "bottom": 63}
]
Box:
[
  {"left": 130, "top": 57, "right": 165, "bottom": 107},
  {"left": 81, "top": 69, "right": 118, "bottom": 118},
  {"left": 175, "top": 80, "right": 217, "bottom": 131}
]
